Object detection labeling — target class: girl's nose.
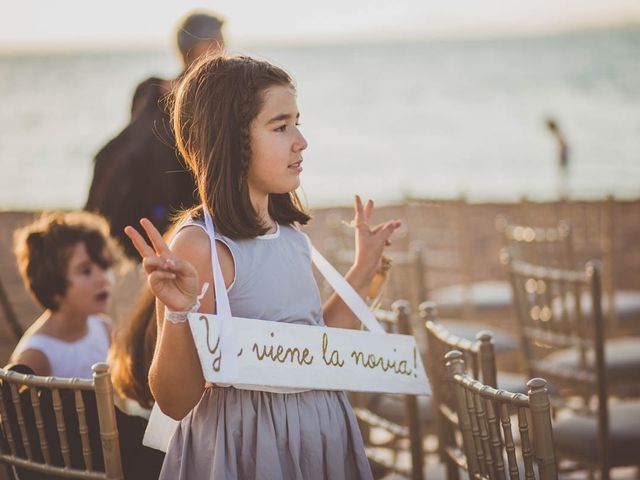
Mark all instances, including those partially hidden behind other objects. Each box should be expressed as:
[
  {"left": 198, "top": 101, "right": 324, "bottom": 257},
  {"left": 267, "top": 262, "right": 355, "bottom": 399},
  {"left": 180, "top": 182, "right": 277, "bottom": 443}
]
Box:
[
  {"left": 295, "top": 130, "right": 308, "bottom": 152},
  {"left": 97, "top": 268, "right": 113, "bottom": 286}
]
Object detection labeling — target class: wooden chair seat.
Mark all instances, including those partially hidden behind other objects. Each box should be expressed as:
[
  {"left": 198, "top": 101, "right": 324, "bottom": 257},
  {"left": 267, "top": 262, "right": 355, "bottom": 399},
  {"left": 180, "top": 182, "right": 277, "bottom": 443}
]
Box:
[
  {"left": 430, "top": 280, "right": 512, "bottom": 314},
  {"left": 377, "top": 459, "right": 450, "bottom": 480},
  {"left": 366, "top": 393, "right": 435, "bottom": 426},
  {"left": 437, "top": 319, "right": 518, "bottom": 353},
  {"left": 541, "top": 337, "right": 640, "bottom": 385},
  {"left": 549, "top": 290, "right": 640, "bottom": 332},
  {"left": 553, "top": 400, "right": 640, "bottom": 467},
  {"left": 605, "top": 289, "right": 640, "bottom": 331}
]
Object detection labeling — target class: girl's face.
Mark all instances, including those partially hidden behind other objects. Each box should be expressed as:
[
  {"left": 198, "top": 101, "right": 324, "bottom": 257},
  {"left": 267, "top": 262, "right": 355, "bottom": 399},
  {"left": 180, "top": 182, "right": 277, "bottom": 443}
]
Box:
[
  {"left": 247, "top": 85, "right": 308, "bottom": 198},
  {"left": 55, "top": 242, "right": 113, "bottom": 316}
]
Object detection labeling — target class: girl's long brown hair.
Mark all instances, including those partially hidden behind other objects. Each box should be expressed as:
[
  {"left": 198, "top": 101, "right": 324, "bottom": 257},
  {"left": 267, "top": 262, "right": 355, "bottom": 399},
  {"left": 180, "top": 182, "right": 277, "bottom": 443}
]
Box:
[
  {"left": 108, "top": 287, "right": 156, "bottom": 409},
  {"left": 171, "top": 55, "right": 310, "bottom": 238}
]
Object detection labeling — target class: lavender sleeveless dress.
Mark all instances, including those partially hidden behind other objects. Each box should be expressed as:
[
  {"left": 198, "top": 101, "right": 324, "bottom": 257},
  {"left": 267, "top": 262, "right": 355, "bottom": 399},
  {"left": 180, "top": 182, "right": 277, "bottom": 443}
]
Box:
[{"left": 159, "top": 221, "right": 373, "bottom": 480}]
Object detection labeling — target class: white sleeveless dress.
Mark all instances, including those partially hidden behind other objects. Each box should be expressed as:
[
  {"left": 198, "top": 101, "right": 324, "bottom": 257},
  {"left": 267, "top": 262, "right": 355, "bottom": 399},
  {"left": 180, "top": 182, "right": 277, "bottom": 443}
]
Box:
[
  {"left": 159, "top": 221, "right": 373, "bottom": 480},
  {"left": 11, "top": 315, "right": 110, "bottom": 379}
]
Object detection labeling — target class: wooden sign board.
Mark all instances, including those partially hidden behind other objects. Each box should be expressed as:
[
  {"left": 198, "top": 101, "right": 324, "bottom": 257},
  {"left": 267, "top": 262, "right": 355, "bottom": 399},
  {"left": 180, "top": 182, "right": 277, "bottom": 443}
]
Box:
[{"left": 188, "top": 313, "right": 430, "bottom": 395}]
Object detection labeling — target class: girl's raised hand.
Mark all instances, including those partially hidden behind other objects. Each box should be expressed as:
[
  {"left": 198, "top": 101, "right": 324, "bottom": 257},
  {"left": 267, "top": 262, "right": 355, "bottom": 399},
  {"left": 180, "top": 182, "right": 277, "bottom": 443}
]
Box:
[
  {"left": 351, "top": 195, "right": 402, "bottom": 279},
  {"left": 124, "top": 219, "right": 199, "bottom": 312}
]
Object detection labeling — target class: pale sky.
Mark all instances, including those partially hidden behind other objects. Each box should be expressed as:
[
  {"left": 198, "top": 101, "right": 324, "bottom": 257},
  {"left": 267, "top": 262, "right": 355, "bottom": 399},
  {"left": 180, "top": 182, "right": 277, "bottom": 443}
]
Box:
[{"left": 2, "top": 0, "right": 640, "bottom": 51}]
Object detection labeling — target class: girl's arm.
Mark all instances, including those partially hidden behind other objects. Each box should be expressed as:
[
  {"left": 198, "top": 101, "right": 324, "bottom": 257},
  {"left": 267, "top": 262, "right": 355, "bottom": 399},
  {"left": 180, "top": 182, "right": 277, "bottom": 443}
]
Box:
[
  {"left": 11, "top": 349, "right": 51, "bottom": 376},
  {"left": 125, "top": 219, "right": 234, "bottom": 420},
  {"left": 323, "top": 196, "right": 401, "bottom": 329}
]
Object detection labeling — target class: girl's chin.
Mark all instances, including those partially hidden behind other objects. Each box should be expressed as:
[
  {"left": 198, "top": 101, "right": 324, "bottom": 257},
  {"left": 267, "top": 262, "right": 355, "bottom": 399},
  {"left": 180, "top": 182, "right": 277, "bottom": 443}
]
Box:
[
  {"left": 91, "top": 300, "right": 111, "bottom": 314},
  {"left": 272, "top": 184, "right": 300, "bottom": 195}
]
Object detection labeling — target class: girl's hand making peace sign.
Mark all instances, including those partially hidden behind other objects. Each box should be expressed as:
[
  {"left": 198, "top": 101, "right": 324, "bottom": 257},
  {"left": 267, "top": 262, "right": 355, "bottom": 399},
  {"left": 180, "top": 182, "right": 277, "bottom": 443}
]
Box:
[
  {"left": 124, "top": 219, "right": 199, "bottom": 312},
  {"left": 351, "top": 195, "right": 402, "bottom": 280}
]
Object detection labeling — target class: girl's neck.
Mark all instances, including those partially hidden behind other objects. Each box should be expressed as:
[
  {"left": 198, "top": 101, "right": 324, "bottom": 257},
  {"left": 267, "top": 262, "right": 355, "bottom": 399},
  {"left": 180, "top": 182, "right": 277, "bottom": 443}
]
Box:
[
  {"left": 250, "top": 191, "right": 277, "bottom": 233},
  {"left": 41, "top": 308, "right": 90, "bottom": 342}
]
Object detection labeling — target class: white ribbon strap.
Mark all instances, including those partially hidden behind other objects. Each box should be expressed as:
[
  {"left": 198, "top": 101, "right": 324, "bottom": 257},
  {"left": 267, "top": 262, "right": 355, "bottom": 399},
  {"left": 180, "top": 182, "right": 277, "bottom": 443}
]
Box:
[
  {"left": 310, "top": 246, "right": 385, "bottom": 333},
  {"left": 203, "top": 210, "right": 239, "bottom": 382},
  {"left": 203, "top": 211, "right": 231, "bottom": 318}
]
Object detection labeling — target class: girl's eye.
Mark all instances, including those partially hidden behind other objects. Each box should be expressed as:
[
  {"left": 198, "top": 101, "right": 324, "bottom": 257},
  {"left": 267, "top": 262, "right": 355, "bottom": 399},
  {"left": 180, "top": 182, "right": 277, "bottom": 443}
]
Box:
[
  {"left": 274, "top": 124, "right": 287, "bottom": 132},
  {"left": 82, "top": 267, "right": 92, "bottom": 276}
]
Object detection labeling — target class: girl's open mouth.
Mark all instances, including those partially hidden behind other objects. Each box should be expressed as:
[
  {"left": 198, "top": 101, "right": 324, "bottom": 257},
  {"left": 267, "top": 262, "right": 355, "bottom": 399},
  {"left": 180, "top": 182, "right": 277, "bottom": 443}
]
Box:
[
  {"left": 288, "top": 161, "right": 303, "bottom": 173},
  {"left": 95, "top": 291, "right": 110, "bottom": 302}
]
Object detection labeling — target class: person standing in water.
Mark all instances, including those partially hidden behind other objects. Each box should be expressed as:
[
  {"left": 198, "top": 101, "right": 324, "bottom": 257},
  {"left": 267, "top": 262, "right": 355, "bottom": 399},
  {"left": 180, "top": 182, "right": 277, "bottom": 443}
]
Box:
[{"left": 545, "top": 117, "right": 570, "bottom": 199}]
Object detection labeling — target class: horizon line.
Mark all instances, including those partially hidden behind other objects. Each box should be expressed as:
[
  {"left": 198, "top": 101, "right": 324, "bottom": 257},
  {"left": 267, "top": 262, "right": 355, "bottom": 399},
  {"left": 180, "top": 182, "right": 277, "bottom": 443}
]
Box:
[{"left": 1, "top": 21, "right": 638, "bottom": 56}]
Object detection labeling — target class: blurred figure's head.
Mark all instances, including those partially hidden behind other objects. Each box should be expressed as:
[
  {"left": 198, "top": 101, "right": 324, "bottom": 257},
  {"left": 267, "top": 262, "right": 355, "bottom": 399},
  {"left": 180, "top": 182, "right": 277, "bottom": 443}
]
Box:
[
  {"left": 176, "top": 11, "right": 225, "bottom": 68},
  {"left": 13, "top": 211, "right": 122, "bottom": 313},
  {"left": 545, "top": 117, "right": 559, "bottom": 132}
]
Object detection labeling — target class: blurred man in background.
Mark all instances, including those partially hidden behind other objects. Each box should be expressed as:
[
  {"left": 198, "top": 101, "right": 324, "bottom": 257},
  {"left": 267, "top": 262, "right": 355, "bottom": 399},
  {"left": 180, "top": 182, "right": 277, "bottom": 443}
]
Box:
[
  {"left": 545, "top": 117, "right": 570, "bottom": 199},
  {"left": 86, "top": 11, "right": 225, "bottom": 258}
]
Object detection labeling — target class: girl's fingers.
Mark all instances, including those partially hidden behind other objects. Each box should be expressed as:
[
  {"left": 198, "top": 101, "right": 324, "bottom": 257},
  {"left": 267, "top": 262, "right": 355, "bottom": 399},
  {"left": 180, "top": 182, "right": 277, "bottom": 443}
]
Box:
[
  {"left": 140, "top": 218, "right": 172, "bottom": 257},
  {"left": 371, "top": 223, "right": 385, "bottom": 234},
  {"left": 170, "top": 258, "right": 196, "bottom": 276},
  {"left": 380, "top": 220, "right": 401, "bottom": 242},
  {"left": 124, "top": 226, "right": 156, "bottom": 258},
  {"left": 370, "top": 220, "right": 401, "bottom": 236},
  {"left": 149, "top": 270, "right": 176, "bottom": 283},
  {"left": 142, "top": 256, "right": 170, "bottom": 274},
  {"left": 353, "top": 195, "right": 363, "bottom": 226},
  {"left": 364, "top": 199, "right": 373, "bottom": 223}
]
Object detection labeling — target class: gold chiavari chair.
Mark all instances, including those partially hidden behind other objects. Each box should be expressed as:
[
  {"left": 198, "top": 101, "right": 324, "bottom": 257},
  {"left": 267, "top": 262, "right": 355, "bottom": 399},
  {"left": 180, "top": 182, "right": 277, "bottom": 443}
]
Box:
[
  {"left": 499, "top": 218, "right": 640, "bottom": 398},
  {"left": 504, "top": 197, "right": 640, "bottom": 334},
  {"left": 353, "top": 300, "right": 425, "bottom": 480},
  {"left": 0, "top": 363, "right": 123, "bottom": 479},
  {"left": 422, "top": 304, "right": 528, "bottom": 480},
  {"left": 445, "top": 350, "right": 558, "bottom": 480},
  {"left": 504, "top": 256, "right": 640, "bottom": 479}
]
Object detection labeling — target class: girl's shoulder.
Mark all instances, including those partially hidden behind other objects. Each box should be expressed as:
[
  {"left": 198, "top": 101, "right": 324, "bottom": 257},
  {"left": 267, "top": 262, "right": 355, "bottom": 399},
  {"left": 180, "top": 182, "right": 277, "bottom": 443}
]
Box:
[
  {"left": 170, "top": 218, "right": 235, "bottom": 290},
  {"left": 170, "top": 219, "right": 211, "bottom": 254},
  {"left": 9, "top": 345, "right": 50, "bottom": 376},
  {"left": 11, "top": 332, "right": 53, "bottom": 375},
  {"left": 170, "top": 224, "right": 214, "bottom": 268}
]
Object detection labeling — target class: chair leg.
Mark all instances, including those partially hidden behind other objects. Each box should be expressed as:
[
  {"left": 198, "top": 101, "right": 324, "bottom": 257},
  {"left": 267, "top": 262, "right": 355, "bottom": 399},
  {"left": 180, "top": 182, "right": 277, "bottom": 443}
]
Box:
[{"left": 0, "top": 463, "right": 17, "bottom": 480}]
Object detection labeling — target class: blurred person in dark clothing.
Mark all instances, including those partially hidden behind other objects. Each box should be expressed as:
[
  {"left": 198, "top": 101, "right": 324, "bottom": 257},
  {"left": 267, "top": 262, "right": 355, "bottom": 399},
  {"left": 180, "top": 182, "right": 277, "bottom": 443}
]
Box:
[
  {"left": 545, "top": 117, "right": 570, "bottom": 199},
  {"left": 86, "top": 11, "right": 225, "bottom": 259}
]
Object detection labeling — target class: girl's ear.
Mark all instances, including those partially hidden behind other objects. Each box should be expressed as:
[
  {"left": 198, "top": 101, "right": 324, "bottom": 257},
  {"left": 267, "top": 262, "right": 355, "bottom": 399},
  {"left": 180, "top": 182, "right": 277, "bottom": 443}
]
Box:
[{"left": 51, "top": 292, "right": 64, "bottom": 310}]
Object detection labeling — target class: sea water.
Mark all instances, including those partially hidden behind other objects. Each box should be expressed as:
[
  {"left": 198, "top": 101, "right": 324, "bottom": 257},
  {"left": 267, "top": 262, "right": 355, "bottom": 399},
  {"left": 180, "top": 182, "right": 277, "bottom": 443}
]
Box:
[{"left": 0, "top": 27, "right": 638, "bottom": 210}]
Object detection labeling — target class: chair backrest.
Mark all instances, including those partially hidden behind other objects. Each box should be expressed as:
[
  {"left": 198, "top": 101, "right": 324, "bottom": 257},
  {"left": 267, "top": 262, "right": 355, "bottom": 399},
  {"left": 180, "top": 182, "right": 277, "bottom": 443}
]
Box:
[
  {"left": 497, "top": 217, "right": 575, "bottom": 270},
  {"left": 405, "top": 197, "right": 476, "bottom": 319},
  {"left": 445, "top": 350, "right": 557, "bottom": 480},
  {"left": 503, "top": 254, "right": 610, "bottom": 475},
  {"left": 0, "top": 363, "right": 123, "bottom": 479},
  {"left": 421, "top": 302, "right": 498, "bottom": 388},
  {"left": 505, "top": 195, "right": 619, "bottom": 328},
  {"left": 421, "top": 303, "right": 498, "bottom": 478}
]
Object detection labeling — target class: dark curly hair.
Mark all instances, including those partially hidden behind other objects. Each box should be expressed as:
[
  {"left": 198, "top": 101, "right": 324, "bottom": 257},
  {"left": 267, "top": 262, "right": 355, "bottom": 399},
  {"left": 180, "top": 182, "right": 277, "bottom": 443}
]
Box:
[
  {"left": 14, "top": 211, "right": 122, "bottom": 311},
  {"left": 171, "top": 54, "right": 310, "bottom": 238}
]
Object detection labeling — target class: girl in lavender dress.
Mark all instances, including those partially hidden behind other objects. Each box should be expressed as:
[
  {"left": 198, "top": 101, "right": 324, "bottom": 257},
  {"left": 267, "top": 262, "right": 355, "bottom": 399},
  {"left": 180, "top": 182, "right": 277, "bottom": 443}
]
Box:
[{"left": 125, "top": 54, "right": 401, "bottom": 480}]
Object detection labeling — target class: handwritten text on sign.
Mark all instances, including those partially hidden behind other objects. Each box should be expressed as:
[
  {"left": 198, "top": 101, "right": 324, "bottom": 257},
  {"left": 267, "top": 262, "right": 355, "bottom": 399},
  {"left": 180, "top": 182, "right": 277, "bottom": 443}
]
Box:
[{"left": 188, "top": 313, "right": 430, "bottom": 395}]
